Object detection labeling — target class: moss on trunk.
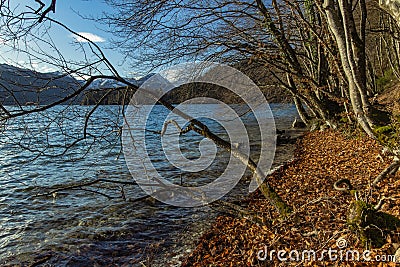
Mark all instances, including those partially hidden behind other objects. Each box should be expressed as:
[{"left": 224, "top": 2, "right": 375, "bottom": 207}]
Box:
[{"left": 347, "top": 200, "right": 400, "bottom": 248}]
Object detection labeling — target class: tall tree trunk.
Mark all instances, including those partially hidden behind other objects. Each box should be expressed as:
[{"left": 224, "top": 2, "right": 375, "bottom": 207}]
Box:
[
  {"left": 293, "top": 95, "right": 310, "bottom": 125},
  {"left": 338, "top": 0, "right": 375, "bottom": 128},
  {"left": 323, "top": 0, "right": 375, "bottom": 138}
]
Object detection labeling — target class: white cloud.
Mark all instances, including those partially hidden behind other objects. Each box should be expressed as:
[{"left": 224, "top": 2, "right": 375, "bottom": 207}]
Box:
[{"left": 72, "top": 32, "right": 106, "bottom": 43}]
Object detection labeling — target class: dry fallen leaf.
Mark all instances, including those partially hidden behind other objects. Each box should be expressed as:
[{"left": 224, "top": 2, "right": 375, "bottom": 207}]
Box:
[{"left": 181, "top": 131, "right": 400, "bottom": 267}]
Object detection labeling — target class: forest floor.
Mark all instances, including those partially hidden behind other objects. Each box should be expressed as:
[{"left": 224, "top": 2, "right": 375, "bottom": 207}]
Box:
[
  {"left": 378, "top": 83, "right": 400, "bottom": 116},
  {"left": 180, "top": 129, "right": 400, "bottom": 266}
]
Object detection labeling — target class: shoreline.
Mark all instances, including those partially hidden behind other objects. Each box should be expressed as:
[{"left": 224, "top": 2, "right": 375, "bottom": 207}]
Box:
[
  {"left": 150, "top": 127, "right": 307, "bottom": 266},
  {"left": 180, "top": 130, "right": 400, "bottom": 266}
]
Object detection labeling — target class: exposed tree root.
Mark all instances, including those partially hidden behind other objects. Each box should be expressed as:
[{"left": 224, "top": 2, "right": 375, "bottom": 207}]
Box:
[{"left": 372, "top": 158, "right": 400, "bottom": 187}]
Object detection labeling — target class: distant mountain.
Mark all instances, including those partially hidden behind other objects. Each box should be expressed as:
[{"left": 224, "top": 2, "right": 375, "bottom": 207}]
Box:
[
  {"left": 0, "top": 62, "right": 292, "bottom": 106},
  {"left": 81, "top": 65, "right": 292, "bottom": 105},
  {"left": 0, "top": 64, "right": 81, "bottom": 105},
  {"left": 80, "top": 73, "right": 171, "bottom": 105},
  {"left": 85, "top": 77, "right": 139, "bottom": 89},
  {"left": 0, "top": 64, "right": 142, "bottom": 106},
  {"left": 136, "top": 73, "right": 157, "bottom": 85}
]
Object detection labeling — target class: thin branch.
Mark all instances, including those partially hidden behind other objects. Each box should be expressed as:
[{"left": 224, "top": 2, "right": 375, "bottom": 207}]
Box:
[
  {"left": 35, "top": 178, "right": 139, "bottom": 198},
  {"left": 4, "top": 75, "right": 118, "bottom": 120},
  {"left": 160, "top": 119, "right": 182, "bottom": 136},
  {"left": 38, "top": 0, "right": 56, "bottom": 23}
]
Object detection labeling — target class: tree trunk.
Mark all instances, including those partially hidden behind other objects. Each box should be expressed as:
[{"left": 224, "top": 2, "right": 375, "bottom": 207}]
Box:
[
  {"left": 293, "top": 95, "right": 310, "bottom": 125},
  {"left": 323, "top": 0, "right": 375, "bottom": 138}
]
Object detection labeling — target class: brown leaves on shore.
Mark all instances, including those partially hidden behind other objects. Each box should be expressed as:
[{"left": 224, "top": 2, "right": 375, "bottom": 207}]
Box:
[{"left": 182, "top": 130, "right": 400, "bottom": 266}]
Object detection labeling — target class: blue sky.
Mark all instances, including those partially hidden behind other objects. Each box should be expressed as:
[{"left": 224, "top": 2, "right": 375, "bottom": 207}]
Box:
[{"left": 0, "top": 0, "right": 137, "bottom": 77}]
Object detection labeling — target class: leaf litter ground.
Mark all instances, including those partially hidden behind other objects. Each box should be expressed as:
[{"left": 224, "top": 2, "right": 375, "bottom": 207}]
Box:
[{"left": 182, "top": 130, "right": 400, "bottom": 266}]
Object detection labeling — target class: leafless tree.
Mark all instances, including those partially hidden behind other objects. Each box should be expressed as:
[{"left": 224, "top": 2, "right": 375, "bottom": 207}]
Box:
[
  {"left": 1, "top": 0, "right": 400, "bottom": 232},
  {"left": 99, "top": 0, "right": 400, "bottom": 137},
  {"left": 0, "top": 1, "right": 292, "bottom": 217}
]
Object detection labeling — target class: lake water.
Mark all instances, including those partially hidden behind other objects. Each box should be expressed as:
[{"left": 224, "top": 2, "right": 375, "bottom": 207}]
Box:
[{"left": 0, "top": 104, "right": 299, "bottom": 266}]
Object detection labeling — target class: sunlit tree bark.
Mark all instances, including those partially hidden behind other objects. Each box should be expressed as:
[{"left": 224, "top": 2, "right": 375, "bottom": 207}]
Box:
[
  {"left": 322, "top": 0, "right": 375, "bottom": 137},
  {"left": 99, "top": 0, "right": 398, "bottom": 135}
]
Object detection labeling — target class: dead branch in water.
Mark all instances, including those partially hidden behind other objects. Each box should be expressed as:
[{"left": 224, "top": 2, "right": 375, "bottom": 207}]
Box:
[{"left": 34, "top": 178, "right": 138, "bottom": 199}]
